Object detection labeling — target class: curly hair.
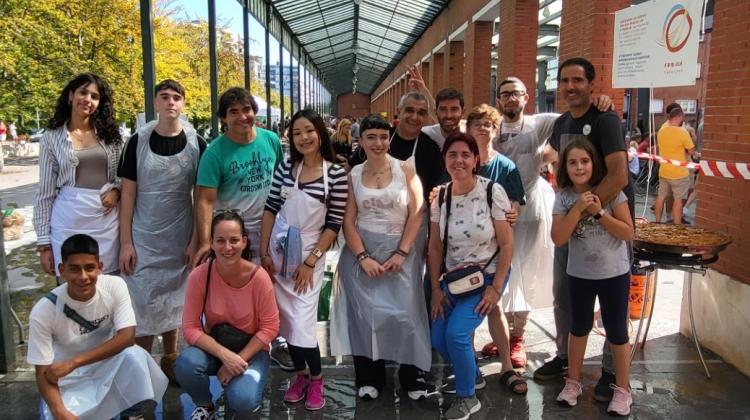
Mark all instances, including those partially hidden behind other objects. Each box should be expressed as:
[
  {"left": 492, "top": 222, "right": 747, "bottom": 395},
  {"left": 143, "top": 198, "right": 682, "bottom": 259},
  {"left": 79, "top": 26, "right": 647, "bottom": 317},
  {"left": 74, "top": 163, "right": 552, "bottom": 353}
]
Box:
[
  {"left": 48, "top": 73, "right": 121, "bottom": 145},
  {"left": 466, "top": 103, "right": 501, "bottom": 128}
]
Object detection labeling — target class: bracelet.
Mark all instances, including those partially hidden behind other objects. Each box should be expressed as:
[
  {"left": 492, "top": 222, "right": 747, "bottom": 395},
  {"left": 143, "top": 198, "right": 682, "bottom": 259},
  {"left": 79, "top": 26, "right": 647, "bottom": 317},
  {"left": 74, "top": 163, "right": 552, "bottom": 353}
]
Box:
[
  {"left": 356, "top": 251, "right": 370, "bottom": 262},
  {"left": 303, "top": 261, "right": 315, "bottom": 269},
  {"left": 394, "top": 248, "right": 409, "bottom": 257},
  {"left": 490, "top": 284, "right": 502, "bottom": 295}
]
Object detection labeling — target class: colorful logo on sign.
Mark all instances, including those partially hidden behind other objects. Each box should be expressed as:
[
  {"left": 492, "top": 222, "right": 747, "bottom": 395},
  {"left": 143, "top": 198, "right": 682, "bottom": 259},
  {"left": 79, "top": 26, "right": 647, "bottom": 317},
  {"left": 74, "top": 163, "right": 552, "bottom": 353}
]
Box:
[{"left": 661, "top": 4, "right": 693, "bottom": 53}]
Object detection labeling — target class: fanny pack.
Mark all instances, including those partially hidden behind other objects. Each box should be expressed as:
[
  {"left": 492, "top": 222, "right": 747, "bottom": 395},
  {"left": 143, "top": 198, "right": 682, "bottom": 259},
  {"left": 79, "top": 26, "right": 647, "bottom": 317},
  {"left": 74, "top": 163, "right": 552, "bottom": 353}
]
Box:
[
  {"left": 438, "top": 181, "right": 499, "bottom": 297},
  {"left": 203, "top": 259, "right": 254, "bottom": 353}
]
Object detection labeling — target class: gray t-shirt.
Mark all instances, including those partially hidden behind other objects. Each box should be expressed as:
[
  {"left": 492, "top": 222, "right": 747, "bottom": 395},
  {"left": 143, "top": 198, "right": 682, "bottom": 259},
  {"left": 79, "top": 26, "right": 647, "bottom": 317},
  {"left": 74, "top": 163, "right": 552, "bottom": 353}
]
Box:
[{"left": 552, "top": 190, "right": 630, "bottom": 279}]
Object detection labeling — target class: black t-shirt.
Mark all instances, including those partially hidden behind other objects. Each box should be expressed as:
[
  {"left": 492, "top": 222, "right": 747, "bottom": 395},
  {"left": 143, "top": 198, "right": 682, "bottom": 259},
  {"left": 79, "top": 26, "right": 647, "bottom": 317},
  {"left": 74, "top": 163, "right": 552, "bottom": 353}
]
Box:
[
  {"left": 349, "top": 129, "right": 444, "bottom": 200},
  {"left": 118, "top": 130, "right": 207, "bottom": 182},
  {"left": 550, "top": 105, "right": 634, "bottom": 219}
]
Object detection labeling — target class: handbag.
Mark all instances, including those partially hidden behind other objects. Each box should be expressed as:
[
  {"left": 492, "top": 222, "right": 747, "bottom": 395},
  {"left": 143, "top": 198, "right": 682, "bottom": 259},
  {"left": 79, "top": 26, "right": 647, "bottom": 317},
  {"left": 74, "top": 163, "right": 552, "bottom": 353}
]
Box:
[
  {"left": 438, "top": 181, "right": 499, "bottom": 297},
  {"left": 202, "top": 259, "right": 254, "bottom": 353}
]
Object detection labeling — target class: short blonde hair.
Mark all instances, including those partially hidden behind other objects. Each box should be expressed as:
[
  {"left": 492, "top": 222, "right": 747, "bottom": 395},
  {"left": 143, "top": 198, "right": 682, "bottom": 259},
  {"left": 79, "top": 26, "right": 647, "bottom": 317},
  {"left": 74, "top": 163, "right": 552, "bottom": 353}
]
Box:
[{"left": 466, "top": 104, "right": 500, "bottom": 128}]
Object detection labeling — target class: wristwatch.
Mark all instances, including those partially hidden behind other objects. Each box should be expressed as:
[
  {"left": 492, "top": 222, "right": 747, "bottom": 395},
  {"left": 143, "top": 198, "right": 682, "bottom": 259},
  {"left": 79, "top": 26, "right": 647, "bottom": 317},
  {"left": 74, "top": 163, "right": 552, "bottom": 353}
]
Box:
[
  {"left": 593, "top": 209, "right": 606, "bottom": 220},
  {"left": 311, "top": 247, "right": 324, "bottom": 259}
]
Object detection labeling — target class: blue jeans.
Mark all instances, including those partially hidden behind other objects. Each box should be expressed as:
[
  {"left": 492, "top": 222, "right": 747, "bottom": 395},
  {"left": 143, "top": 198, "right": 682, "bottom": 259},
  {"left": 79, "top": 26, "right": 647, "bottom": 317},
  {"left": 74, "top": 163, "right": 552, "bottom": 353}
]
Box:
[
  {"left": 174, "top": 346, "right": 270, "bottom": 414},
  {"left": 432, "top": 272, "right": 505, "bottom": 398}
]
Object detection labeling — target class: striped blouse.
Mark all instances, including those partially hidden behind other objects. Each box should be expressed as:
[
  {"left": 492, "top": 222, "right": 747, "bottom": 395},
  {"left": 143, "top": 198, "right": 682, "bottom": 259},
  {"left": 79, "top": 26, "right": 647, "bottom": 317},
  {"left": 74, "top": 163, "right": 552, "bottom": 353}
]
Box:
[
  {"left": 264, "top": 157, "right": 348, "bottom": 232},
  {"left": 33, "top": 125, "right": 123, "bottom": 245}
]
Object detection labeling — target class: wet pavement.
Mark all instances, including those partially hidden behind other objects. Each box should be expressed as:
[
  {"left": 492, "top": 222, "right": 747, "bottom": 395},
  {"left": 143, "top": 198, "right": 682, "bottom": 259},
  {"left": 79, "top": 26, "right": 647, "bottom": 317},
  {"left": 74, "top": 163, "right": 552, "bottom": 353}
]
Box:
[
  {"left": 2, "top": 269, "right": 750, "bottom": 419},
  {"left": 2, "top": 168, "right": 749, "bottom": 419}
]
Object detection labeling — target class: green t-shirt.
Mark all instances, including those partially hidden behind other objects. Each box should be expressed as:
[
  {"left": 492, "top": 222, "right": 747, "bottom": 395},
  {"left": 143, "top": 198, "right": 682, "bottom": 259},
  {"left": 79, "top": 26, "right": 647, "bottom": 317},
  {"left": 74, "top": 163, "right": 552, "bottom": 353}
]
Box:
[{"left": 197, "top": 129, "right": 283, "bottom": 231}]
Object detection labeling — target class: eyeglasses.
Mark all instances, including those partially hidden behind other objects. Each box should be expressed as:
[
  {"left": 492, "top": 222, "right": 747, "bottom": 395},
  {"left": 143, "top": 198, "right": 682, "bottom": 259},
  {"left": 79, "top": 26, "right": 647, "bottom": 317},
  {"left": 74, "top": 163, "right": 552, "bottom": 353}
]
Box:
[
  {"left": 469, "top": 121, "right": 494, "bottom": 130},
  {"left": 498, "top": 90, "right": 526, "bottom": 101}
]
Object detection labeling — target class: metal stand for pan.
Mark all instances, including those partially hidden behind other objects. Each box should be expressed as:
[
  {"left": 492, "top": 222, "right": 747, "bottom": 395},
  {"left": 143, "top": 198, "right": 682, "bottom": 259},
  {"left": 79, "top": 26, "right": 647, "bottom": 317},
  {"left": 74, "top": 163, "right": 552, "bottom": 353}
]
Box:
[{"left": 630, "top": 250, "right": 719, "bottom": 379}]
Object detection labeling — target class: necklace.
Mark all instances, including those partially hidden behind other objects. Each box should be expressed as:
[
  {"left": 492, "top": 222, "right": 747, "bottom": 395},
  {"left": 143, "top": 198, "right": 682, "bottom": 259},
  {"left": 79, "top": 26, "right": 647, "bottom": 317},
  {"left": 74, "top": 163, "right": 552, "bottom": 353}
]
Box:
[{"left": 364, "top": 160, "right": 391, "bottom": 188}]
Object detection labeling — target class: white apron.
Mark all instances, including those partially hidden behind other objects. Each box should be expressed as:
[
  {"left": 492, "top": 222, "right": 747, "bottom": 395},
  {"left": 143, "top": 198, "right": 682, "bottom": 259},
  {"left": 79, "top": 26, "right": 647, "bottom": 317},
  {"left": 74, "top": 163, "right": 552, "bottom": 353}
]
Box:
[
  {"left": 39, "top": 302, "right": 168, "bottom": 419},
  {"left": 269, "top": 161, "right": 329, "bottom": 347},
  {"left": 330, "top": 157, "right": 432, "bottom": 371},
  {"left": 494, "top": 116, "right": 555, "bottom": 311},
  {"left": 124, "top": 121, "right": 199, "bottom": 336},
  {"left": 50, "top": 187, "right": 119, "bottom": 275}
]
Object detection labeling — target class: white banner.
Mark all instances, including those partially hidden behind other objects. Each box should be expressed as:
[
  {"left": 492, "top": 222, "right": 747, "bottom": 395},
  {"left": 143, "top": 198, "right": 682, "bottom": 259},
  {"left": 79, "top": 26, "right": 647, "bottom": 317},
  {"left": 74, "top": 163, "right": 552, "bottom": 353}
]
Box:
[{"left": 613, "top": 0, "right": 703, "bottom": 88}]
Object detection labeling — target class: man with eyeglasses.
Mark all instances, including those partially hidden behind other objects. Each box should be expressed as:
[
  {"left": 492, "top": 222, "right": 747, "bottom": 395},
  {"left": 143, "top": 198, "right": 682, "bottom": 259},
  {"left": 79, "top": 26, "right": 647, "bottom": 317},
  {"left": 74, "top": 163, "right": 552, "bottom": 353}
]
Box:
[{"left": 488, "top": 76, "right": 613, "bottom": 376}]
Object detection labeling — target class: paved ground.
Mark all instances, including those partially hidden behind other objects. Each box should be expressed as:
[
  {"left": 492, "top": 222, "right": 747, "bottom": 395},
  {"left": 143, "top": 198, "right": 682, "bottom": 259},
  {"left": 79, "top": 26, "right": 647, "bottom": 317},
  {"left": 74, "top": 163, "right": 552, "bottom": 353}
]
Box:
[{"left": 1, "top": 162, "right": 748, "bottom": 419}]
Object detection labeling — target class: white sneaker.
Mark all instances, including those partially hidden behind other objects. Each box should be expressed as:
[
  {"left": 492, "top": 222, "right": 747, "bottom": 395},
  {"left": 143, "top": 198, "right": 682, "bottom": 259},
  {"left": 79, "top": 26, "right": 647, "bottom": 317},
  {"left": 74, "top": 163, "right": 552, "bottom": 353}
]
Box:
[
  {"left": 556, "top": 377, "right": 583, "bottom": 407},
  {"left": 607, "top": 384, "right": 633, "bottom": 416},
  {"left": 358, "top": 385, "right": 379, "bottom": 400}
]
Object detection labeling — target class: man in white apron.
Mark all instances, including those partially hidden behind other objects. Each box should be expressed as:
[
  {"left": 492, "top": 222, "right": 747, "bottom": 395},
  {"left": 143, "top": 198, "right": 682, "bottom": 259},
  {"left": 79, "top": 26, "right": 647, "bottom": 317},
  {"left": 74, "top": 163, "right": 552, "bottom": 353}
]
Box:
[
  {"left": 119, "top": 80, "right": 204, "bottom": 381},
  {"left": 192, "top": 87, "right": 290, "bottom": 368},
  {"left": 27, "top": 234, "right": 168, "bottom": 420}
]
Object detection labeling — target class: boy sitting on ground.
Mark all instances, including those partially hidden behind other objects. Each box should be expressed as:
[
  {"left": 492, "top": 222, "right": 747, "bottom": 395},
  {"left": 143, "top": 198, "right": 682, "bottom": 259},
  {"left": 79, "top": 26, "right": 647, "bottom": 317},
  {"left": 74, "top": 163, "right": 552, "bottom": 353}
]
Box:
[{"left": 27, "top": 234, "right": 168, "bottom": 419}]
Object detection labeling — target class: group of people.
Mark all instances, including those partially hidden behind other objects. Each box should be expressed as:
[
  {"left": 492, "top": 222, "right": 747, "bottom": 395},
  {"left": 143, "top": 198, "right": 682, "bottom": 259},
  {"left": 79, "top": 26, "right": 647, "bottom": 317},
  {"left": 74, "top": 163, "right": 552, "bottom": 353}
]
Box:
[{"left": 28, "top": 56, "right": 637, "bottom": 419}]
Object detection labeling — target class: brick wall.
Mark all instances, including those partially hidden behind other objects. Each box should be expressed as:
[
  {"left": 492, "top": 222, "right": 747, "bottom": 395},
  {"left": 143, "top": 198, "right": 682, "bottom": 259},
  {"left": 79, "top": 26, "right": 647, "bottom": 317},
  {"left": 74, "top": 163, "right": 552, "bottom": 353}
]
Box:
[
  {"left": 447, "top": 41, "right": 465, "bottom": 92},
  {"left": 431, "top": 52, "right": 445, "bottom": 93},
  {"left": 556, "top": 0, "right": 629, "bottom": 114},
  {"left": 337, "top": 93, "right": 371, "bottom": 118},
  {"left": 498, "top": 0, "right": 538, "bottom": 113},
  {"left": 694, "top": 1, "right": 750, "bottom": 284},
  {"left": 463, "top": 21, "right": 493, "bottom": 108}
]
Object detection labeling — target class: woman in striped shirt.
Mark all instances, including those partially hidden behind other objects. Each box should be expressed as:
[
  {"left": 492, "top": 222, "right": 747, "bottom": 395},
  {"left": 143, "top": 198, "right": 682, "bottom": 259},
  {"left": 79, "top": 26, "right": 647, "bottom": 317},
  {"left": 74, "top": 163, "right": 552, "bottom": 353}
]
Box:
[
  {"left": 33, "top": 73, "right": 123, "bottom": 276},
  {"left": 259, "top": 109, "right": 347, "bottom": 411}
]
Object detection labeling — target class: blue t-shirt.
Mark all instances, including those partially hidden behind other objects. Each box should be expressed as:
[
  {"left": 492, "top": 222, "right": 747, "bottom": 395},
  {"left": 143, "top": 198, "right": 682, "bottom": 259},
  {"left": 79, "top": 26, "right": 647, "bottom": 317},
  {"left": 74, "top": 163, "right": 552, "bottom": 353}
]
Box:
[
  {"left": 196, "top": 129, "right": 283, "bottom": 231},
  {"left": 479, "top": 154, "right": 526, "bottom": 205}
]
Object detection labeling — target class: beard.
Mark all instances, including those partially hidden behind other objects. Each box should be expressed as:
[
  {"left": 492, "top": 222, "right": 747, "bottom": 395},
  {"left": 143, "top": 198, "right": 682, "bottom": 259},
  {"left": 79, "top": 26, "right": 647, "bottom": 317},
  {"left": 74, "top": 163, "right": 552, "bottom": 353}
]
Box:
[{"left": 502, "top": 109, "right": 518, "bottom": 120}]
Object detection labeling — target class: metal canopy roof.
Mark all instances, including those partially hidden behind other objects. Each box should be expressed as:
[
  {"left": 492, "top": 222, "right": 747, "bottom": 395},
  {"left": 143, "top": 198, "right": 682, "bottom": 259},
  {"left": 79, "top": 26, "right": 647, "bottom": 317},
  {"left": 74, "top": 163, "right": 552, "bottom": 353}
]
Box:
[{"left": 271, "top": 0, "right": 449, "bottom": 96}]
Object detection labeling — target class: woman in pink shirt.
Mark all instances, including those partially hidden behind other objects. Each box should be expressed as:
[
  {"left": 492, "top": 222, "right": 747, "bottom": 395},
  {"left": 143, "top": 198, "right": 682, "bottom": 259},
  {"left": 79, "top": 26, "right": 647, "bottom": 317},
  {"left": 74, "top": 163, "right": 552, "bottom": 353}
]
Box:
[{"left": 175, "top": 211, "right": 280, "bottom": 419}]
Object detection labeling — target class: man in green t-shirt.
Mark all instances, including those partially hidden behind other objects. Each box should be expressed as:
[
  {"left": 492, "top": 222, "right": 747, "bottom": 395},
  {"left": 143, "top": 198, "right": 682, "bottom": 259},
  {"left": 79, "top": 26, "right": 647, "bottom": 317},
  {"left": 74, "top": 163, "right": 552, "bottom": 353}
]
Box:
[{"left": 192, "top": 87, "right": 283, "bottom": 267}]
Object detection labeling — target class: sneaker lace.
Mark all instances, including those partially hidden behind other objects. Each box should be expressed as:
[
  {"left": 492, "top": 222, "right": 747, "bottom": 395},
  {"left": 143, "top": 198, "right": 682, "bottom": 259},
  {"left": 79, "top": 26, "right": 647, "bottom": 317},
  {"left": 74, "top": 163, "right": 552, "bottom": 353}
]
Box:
[
  {"left": 563, "top": 378, "right": 582, "bottom": 395},
  {"left": 308, "top": 379, "right": 324, "bottom": 399}
]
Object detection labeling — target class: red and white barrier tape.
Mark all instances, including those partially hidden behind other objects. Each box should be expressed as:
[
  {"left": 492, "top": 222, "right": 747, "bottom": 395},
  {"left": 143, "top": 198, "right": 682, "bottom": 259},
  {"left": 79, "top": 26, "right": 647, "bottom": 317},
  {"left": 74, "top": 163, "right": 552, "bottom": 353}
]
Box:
[{"left": 632, "top": 152, "right": 750, "bottom": 180}]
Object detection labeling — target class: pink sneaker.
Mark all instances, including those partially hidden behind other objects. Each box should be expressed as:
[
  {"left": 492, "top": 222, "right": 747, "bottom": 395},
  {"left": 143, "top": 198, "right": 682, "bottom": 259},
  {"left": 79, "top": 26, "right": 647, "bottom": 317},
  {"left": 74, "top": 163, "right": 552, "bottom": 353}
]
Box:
[
  {"left": 284, "top": 374, "right": 309, "bottom": 403},
  {"left": 305, "top": 377, "right": 326, "bottom": 411},
  {"left": 607, "top": 384, "right": 633, "bottom": 416},
  {"left": 556, "top": 377, "right": 583, "bottom": 407}
]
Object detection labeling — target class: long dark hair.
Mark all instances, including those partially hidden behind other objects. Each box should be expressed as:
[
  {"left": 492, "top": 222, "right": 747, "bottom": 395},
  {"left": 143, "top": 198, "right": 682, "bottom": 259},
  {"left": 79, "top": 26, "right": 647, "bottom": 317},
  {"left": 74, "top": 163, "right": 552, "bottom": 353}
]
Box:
[
  {"left": 209, "top": 211, "right": 252, "bottom": 261},
  {"left": 48, "top": 73, "right": 121, "bottom": 145},
  {"left": 288, "top": 109, "right": 335, "bottom": 163},
  {"left": 556, "top": 138, "right": 605, "bottom": 190}
]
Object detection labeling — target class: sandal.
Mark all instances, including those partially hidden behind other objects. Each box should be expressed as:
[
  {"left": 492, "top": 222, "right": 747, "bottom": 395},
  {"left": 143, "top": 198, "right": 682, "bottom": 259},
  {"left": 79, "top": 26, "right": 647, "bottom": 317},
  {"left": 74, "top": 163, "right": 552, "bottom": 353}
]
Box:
[{"left": 500, "top": 370, "right": 528, "bottom": 395}]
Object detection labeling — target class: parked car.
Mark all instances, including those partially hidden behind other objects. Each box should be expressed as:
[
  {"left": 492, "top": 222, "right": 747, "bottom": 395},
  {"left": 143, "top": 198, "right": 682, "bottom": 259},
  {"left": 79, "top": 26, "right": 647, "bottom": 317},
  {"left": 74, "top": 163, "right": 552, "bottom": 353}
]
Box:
[{"left": 28, "top": 128, "right": 45, "bottom": 142}]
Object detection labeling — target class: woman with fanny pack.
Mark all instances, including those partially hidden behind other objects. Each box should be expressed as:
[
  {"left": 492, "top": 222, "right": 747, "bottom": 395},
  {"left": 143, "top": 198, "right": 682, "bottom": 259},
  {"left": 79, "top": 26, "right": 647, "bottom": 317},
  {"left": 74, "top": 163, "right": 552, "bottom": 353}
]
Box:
[
  {"left": 259, "top": 109, "right": 348, "bottom": 411},
  {"left": 175, "top": 211, "right": 280, "bottom": 419},
  {"left": 33, "top": 73, "right": 123, "bottom": 277},
  {"left": 429, "top": 132, "right": 514, "bottom": 420}
]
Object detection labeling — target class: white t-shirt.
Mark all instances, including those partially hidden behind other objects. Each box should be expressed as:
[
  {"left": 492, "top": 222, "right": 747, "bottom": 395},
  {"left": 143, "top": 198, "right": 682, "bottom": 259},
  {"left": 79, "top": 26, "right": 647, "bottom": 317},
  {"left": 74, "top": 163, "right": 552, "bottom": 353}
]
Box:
[
  {"left": 27, "top": 275, "right": 136, "bottom": 365},
  {"left": 421, "top": 121, "right": 467, "bottom": 151},
  {"left": 430, "top": 176, "right": 511, "bottom": 273}
]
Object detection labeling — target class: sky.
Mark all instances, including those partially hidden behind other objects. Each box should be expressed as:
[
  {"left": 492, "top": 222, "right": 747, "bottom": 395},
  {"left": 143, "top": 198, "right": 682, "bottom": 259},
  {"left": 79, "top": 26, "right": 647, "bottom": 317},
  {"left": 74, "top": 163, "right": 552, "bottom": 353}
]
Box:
[{"left": 171, "top": 0, "right": 284, "bottom": 64}]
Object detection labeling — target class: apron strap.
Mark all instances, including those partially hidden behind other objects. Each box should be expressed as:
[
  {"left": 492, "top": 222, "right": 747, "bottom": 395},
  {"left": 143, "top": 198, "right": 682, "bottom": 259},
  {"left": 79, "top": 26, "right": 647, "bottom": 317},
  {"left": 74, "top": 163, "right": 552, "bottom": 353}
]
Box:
[
  {"left": 294, "top": 160, "right": 330, "bottom": 199},
  {"left": 411, "top": 136, "right": 419, "bottom": 158}
]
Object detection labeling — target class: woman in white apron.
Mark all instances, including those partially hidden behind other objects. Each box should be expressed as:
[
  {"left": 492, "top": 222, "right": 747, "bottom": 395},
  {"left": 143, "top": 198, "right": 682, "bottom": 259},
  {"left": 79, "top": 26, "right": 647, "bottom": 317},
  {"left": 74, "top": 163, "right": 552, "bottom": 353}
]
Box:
[
  {"left": 331, "top": 115, "right": 432, "bottom": 401},
  {"left": 33, "top": 73, "right": 123, "bottom": 277},
  {"left": 259, "top": 109, "right": 348, "bottom": 411},
  {"left": 118, "top": 117, "right": 200, "bottom": 375}
]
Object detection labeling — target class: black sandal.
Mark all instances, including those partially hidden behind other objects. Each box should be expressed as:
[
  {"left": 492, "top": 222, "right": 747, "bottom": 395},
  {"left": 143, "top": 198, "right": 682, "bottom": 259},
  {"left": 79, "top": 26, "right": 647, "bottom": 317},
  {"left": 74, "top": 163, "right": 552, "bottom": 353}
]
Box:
[{"left": 500, "top": 370, "right": 528, "bottom": 395}]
